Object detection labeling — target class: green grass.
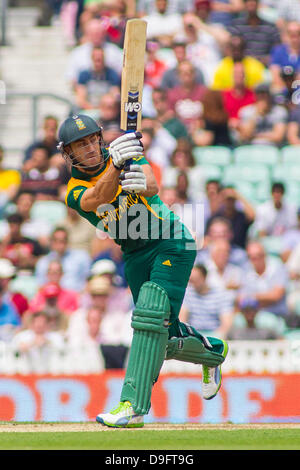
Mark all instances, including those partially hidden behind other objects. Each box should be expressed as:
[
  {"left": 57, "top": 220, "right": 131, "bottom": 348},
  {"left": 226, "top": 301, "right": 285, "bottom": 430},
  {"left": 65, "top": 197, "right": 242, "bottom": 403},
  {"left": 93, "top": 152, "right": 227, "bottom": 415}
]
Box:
[{"left": 0, "top": 429, "right": 300, "bottom": 450}]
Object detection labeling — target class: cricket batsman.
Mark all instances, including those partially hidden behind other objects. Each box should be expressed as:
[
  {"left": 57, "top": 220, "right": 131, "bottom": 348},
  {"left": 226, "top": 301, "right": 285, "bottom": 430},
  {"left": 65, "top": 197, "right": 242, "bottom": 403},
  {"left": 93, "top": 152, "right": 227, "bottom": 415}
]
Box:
[{"left": 57, "top": 114, "right": 228, "bottom": 428}]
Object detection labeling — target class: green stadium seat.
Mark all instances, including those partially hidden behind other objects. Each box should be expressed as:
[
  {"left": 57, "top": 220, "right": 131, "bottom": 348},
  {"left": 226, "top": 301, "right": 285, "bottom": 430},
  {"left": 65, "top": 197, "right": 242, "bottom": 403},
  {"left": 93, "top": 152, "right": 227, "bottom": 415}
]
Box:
[
  {"left": 285, "top": 181, "right": 300, "bottom": 205},
  {"left": 10, "top": 273, "right": 39, "bottom": 300},
  {"left": 200, "top": 164, "right": 223, "bottom": 181},
  {"left": 283, "top": 329, "right": 300, "bottom": 341},
  {"left": 192, "top": 146, "right": 232, "bottom": 167},
  {"left": 272, "top": 164, "right": 300, "bottom": 183},
  {"left": 255, "top": 311, "right": 286, "bottom": 336},
  {"left": 30, "top": 200, "right": 67, "bottom": 226},
  {"left": 233, "top": 311, "right": 286, "bottom": 336},
  {"left": 261, "top": 236, "right": 282, "bottom": 257},
  {"left": 223, "top": 164, "right": 270, "bottom": 186},
  {"left": 281, "top": 145, "right": 300, "bottom": 165},
  {"left": 233, "top": 145, "right": 280, "bottom": 167}
]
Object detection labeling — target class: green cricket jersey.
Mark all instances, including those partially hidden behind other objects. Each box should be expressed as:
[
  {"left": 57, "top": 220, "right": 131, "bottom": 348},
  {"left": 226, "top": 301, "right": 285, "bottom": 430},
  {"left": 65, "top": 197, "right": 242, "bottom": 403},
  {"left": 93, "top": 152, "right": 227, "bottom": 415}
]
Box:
[{"left": 65, "top": 153, "right": 190, "bottom": 253}]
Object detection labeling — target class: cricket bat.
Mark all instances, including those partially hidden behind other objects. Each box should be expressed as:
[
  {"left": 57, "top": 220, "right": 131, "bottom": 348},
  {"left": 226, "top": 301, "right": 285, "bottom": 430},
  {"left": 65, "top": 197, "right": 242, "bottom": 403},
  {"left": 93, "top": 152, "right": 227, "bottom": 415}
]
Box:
[{"left": 120, "top": 18, "right": 147, "bottom": 134}]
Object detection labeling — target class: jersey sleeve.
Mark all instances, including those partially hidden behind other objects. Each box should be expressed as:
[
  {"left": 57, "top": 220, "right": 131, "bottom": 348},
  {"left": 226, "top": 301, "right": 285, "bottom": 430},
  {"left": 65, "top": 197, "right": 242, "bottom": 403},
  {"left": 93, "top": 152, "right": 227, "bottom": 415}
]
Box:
[
  {"left": 66, "top": 185, "right": 88, "bottom": 212},
  {"left": 132, "top": 155, "right": 149, "bottom": 166}
]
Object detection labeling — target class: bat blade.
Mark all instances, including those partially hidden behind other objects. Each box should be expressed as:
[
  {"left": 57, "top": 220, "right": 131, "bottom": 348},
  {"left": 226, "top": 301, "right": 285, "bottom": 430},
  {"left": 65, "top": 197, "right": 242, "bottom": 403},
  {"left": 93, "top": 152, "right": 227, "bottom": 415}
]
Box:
[{"left": 120, "top": 19, "right": 147, "bottom": 133}]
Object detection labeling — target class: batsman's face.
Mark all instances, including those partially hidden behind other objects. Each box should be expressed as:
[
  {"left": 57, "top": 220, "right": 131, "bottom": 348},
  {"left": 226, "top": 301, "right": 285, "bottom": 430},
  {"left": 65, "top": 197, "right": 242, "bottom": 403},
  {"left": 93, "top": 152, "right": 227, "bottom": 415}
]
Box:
[{"left": 69, "top": 133, "right": 103, "bottom": 173}]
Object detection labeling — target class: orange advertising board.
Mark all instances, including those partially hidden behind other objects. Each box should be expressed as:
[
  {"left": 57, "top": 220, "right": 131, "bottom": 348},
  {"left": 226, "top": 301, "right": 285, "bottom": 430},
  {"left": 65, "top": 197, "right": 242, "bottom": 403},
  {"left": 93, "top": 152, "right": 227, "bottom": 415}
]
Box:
[{"left": 0, "top": 372, "right": 299, "bottom": 423}]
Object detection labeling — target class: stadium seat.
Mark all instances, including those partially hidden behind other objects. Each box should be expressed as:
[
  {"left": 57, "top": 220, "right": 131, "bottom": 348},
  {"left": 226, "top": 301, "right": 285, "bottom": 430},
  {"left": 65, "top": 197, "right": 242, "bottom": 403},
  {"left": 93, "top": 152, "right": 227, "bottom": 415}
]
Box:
[
  {"left": 233, "top": 145, "right": 280, "bottom": 167},
  {"left": 30, "top": 200, "right": 67, "bottom": 226},
  {"left": 223, "top": 164, "right": 270, "bottom": 187},
  {"left": 200, "top": 164, "right": 223, "bottom": 181},
  {"left": 281, "top": 145, "right": 300, "bottom": 165},
  {"left": 10, "top": 273, "right": 39, "bottom": 300},
  {"left": 233, "top": 311, "right": 286, "bottom": 336},
  {"left": 283, "top": 329, "right": 300, "bottom": 341},
  {"left": 261, "top": 236, "right": 282, "bottom": 257},
  {"left": 273, "top": 164, "right": 300, "bottom": 182},
  {"left": 255, "top": 311, "right": 286, "bottom": 336},
  {"left": 285, "top": 181, "right": 300, "bottom": 205},
  {"left": 192, "top": 146, "right": 232, "bottom": 167}
]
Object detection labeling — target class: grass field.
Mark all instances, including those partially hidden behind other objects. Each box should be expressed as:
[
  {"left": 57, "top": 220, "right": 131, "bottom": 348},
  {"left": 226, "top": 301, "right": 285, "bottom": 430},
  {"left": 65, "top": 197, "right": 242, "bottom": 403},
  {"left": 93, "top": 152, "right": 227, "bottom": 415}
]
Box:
[{"left": 0, "top": 423, "right": 299, "bottom": 450}]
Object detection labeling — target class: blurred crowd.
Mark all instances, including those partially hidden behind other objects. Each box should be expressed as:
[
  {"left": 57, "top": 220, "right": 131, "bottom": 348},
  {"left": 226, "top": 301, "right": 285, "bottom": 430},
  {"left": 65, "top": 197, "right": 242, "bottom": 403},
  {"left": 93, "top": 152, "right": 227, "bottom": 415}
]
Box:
[{"left": 2, "top": 0, "right": 300, "bottom": 372}]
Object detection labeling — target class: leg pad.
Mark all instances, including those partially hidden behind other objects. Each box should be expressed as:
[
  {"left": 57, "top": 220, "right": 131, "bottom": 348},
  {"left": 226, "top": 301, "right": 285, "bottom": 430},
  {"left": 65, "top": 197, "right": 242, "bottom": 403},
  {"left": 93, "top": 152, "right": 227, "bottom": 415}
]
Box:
[{"left": 120, "top": 281, "right": 170, "bottom": 415}]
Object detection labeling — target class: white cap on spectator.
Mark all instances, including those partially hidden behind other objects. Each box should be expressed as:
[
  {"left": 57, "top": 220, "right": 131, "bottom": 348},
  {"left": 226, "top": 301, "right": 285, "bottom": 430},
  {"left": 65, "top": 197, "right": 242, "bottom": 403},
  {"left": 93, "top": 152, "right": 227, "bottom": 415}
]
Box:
[
  {"left": 90, "top": 259, "right": 116, "bottom": 277},
  {"left": 0, "top": 258, "right": 16, "bottom": 279}
]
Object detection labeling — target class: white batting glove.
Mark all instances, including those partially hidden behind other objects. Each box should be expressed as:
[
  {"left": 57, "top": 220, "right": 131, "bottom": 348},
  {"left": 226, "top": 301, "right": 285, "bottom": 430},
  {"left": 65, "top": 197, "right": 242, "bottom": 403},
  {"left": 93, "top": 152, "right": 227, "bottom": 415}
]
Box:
[
  {"left": 120, "top": 164, "right": 147, "bottom": 193},
  {"left": 109, "top": 132, "right": 144, "bottom": 170}
]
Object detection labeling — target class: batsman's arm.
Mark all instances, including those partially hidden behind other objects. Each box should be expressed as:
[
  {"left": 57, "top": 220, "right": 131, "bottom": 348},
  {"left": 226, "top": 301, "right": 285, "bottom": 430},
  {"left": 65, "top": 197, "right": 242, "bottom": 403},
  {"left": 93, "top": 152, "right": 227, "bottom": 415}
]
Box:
[{"left": 80, "top": 164, "right": 121, "bottom": 212}]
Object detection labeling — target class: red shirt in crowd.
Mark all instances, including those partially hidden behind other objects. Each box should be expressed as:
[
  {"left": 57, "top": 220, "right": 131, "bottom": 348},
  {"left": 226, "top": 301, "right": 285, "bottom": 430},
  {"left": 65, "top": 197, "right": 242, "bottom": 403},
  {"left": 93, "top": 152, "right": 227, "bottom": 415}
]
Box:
[{"left": 222, "top": 88, "right": 256, "bottom": 119}]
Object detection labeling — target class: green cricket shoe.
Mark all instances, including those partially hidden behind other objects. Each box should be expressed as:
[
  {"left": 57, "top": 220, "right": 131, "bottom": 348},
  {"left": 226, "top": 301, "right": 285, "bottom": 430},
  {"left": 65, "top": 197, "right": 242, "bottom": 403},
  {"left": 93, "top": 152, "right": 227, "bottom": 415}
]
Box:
[
  {"left": 202, "top": 339, "right": 229, "bottom": 400},
  {"left": 96, "top": 401, "right": 144, "bottom": 428}
]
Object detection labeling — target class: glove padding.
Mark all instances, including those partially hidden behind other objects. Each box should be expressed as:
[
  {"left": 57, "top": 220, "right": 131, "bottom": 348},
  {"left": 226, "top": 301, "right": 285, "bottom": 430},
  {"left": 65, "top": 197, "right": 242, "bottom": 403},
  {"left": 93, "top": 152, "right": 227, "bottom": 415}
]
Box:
[
  {"left": 120, "top": 164, "right": 147, "bottom": 194},
  {"left": 109, "top": 132, "right": 143, "bottom": 169}
]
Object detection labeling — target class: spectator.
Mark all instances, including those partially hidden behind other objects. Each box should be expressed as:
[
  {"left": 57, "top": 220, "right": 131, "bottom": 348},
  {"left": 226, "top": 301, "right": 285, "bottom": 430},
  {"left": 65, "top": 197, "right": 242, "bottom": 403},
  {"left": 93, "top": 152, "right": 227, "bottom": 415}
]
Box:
[
  {"left": 21, "top": 145, "right": 65, "bottom": 199},
  {"left": 61, "top": 206, "right": 97, "bottom": 253},
  {"left": 238, "top": 83, "right": 288, "bottom": 145},
  {"left": 205, "top": 239, "right": 244, "bottom": 292},
  {"left": 142, "top": 0, "right": 183, "bottom": 46},
  {"left": 209, "top": 0, "right": 245, "bottom": 27},
  {"left": 179, "top": 6, "right": 229, "bottom": 85},
  {"left": 23, "top": 115, "right": 59, "bottom": 163},
  {"left": 137, "top": 0, "right": 194, "bottom": 15},
  {"left": 280, "top": 208, "right": 300, "bottom": 263},
  {"left": 28, "top": 260, "right": 80, "bottom": 317},
  {"left": 35, "top": 227, "right": 91, "bottom": 291},
  {"left": 203, "top": 179, "right": 223, "bottom": 228},
  {"left": 0, "top": 274, "right": 21, "bottom": 335},
  {"left": 162, "top": 143, "right": 206, "bottom": 200},
  {"left": 285, "top": 236, "right": 300, "bottom": 289},
  {"left": 0, "top": 258, "right": 22, "bottom": 342},
  {"left": 270, "top": 21, "right": 300, "bottom": 91},
  {"left": 221, "top": 62, "right": 257, "bottom": 136},
  {"left": 212, "top": 35, "right": 266, "bottom": 91},
  {"left": 11, "top": 311, "right": 65, "bottom": 374},
  {"left": 141, "top": 117, "right": 177, "bottom": 168},
  {"left": 191, "top": 88, "right": 232, "bottom": 146},
  {"left": 65, "top": 18, "right": 123, "bottom": 86},
  {"left": 0, "top": 213, "right": 45, "bottom": 271},
  {"left": 75, "top": 46, "right": 121, "bottom": 111},
  {"left": 101, "top": 122, "right": 123, "bottom": 146},
  {"left": 286, "top": 94, "right": 300, "bottom": 145},
  {"left": 67, "top": 275, "right": 131, "bottom": 367},
  {"left": 276, "top": 0, "right": 300, "bottom": 30},
  {"left": 152, "top": 87, "right": 190, "bottom": 140},
  {"left": 160, "top": 182, "right": 203, "bottom": 245},
  {"left": 98, "top": 92, "right": 120, "bottom": 129},
  {"left": 92, "top": 238, "right": 128, "bottom": 289},
  {"left": 273, "top": 65, "right": 300, "bottom": 112},
  {"left": 0, "top": 145, "right": 21, "bottom": 209},
  {"left": 180, "top": 263, "right": 235, "bottom": 339},
  {"left": 144, "top": 40, "right": 168, "bottom": 90},
  {"left": 206, "top": 186, "right": 255, "bottom": 248},
  {"left": 138, "top": 128, "right": 162, "bottom": 186},
  {"left": 166, "top": 60, "right": 207, "bottom": 133},
  {"left": 0, "top": 258, "right": 29, "bottom": 318},
  {"left": 96, "top": 0, "right": 128, "bottom": 48},
  {"left": 160, "top": 39, "right": 205, "bottom": 90},
  {"left": 254, "top": 182, "right": 298, "bottom": 237},
  {"left": 9, "top": 191, "right": 52, "bottom": 247},
  {"left": 66, "top": 306, "right": 106, "bottom": 372},
  {"left": 196, "top": 216, "right": 249, "bottom": 268},
  {"left": 227, "top": 297, "right": 283, "bottom": 339},
  {"left": 239, "top": 240, "right": 289, "bottom": 317},
  {"left": 228, "top": 0, "right": 281, "bottom": 66}
]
